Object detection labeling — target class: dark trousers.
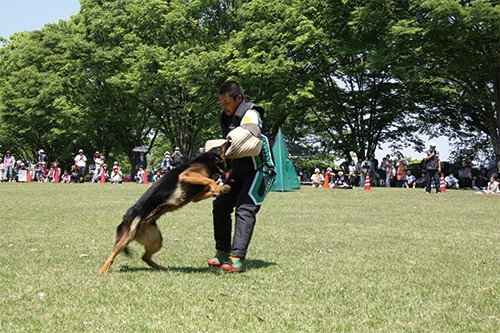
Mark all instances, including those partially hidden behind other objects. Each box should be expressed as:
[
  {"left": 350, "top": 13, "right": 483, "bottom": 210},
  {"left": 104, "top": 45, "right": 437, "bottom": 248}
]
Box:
[
  {"left": 212, "top": 171, "right": 262, "bottom": 260},
  {"left": 425, "top": 170, "right": 440, "bottom": 193},
  {"left": 77, "top": 166, "right": 86, "bottom": 182}
]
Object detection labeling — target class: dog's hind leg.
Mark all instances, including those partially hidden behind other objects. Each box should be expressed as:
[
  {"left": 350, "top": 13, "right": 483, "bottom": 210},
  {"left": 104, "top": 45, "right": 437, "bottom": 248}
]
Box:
[
  {"left": 135, "top": 221, "right": 166, "bottom": 270},
  {"left": 98, "top": 217, "right": 141, "bottom": 274}
]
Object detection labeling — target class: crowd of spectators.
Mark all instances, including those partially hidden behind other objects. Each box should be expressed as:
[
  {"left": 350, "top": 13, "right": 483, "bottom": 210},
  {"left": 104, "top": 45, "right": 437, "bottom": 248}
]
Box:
[
  {"left": 296, "top": 153, "right": 500, "bottom": 193},
  {"left": 0, "top": 147, "right": 191, "bottom": 185}
]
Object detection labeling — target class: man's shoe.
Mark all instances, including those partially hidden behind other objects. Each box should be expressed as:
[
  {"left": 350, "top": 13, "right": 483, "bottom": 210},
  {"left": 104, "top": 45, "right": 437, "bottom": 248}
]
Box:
[
  {"left": 221, "top": 255, "right": 246, "bottom": 273},
  {"left": 207, "top": 251, "right": 229, "bottom": 267}
]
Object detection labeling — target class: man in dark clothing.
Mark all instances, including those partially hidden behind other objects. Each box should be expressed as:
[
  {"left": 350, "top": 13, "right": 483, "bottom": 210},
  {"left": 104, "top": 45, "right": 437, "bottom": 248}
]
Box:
[
  {"left": 208, "top": 81, "right": 276, "bottom": 273},
  {"left": 423, "top": 142, "right": 442, "bottom": 194}
]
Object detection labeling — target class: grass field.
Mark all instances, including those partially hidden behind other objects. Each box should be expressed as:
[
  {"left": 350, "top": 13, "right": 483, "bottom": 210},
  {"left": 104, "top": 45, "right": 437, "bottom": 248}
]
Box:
[{"left": 0, "top": 182, "right": 499, "bottom": 332}]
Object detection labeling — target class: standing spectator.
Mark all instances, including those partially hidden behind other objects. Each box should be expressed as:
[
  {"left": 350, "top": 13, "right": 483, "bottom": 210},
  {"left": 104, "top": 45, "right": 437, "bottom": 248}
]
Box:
[
  {"left": 369, "top": 155, "right": 380, "bottom": 186},
  {"left": 91, "top": 152, "right": 105, "bottom": 182},
  {"left": 458, "top": 160, "right": 472, "bottom": 189},
  {"left": 37, "top": 149, "right": 50, "bottom": 165},
  {"left": 135, "top": 151, "right": 148, "bottom": 174},
  {"left": 340, "top": 157, "right": 350, "bottom": 176},
  {"left": 348, "top": 160, "right": 357, "bottom": 186},
  {"left": 172, "top": 147, "right": 183, "bottom": 168},
  {"left": 383, "top": 154, "right": 393, "bottom": 187},
  {"left": 3, "top": 150, "right": 15, "bottom": 182},
  {"left": 423, "top": 142, "right": 441, "bottom": 194},
  {"left": 487, "top": 154, "right": 498, "bottom": 177},
  {"left": 208, "top": 81, "right": 276, "bottom": 273},
  {"left": 35, "top": 162, "right": 44, "bottom": 182},
  {"left": 360, "top": 156, "right": 371, "bottom": 188},
  {"left": 28, "top": 159, "right": 36, "bottom": 181},
  {"left": 396, "top": 153, "right": 407, "bottom": 188},
  {"left": 355, "top": 158, "right": 363, "bottom": 186},
  {"left": 74, "top": 149, "right": 87, "bottom": 182},
  {"left": 161, "top": 151, "right": 173, "bottom": 174}
]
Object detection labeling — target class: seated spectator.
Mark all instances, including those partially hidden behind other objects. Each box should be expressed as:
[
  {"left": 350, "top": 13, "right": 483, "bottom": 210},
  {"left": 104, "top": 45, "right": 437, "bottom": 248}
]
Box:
[
  {"left": 61, "top": 170, "right": 72, "bottom": 184},
  {"left": 70, "top": 165, "right": 80, "bottom": 183},
  {"left": 404, "top": 170, "right": 416, "bottom": 188},
  {"left": 333, "top": 171, "right": 349, "bottom": 188},
  {"left": 46, "top": 166, "right": 56, "bottom": 183},
  {"left": 109, "top": 166, "right": 123, "bottom": 184},
  {"left": 476, "top": 176, "right": 499, "bottom": 194},
  {"left": 0, "top": 166, "right": 6, "bottom": 182},
  {"left": 123, "top": 170, "right": 132, "bottom": 182},
  {"left": 415, "top": 172, "right": 427, "bottom": 188},
  {"left": 135, "top": 166, "right": 145, "bottom": 184},
  {"left": 96, "top": 164, "right": 110, "bottom": 182},
  {"left": 153, "top": 170, "right": 162, "bottom": 182},
  {"left": 472, "top": 174, "right": 488, "bottom": 191},
  {"left": 310, "top": 168, "right": 322, "bottom": 188},
  {"left": 13, "top": 160, "right": 23, "bottom": 182},
  {"left": 445, "top": 173, "right": 460, "bottom": 189}
]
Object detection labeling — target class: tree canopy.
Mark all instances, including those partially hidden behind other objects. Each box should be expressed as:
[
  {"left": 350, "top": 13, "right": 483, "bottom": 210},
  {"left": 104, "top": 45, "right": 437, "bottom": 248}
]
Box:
[{"left": 0, "top": 0, "right": 498, "bottom": 170}]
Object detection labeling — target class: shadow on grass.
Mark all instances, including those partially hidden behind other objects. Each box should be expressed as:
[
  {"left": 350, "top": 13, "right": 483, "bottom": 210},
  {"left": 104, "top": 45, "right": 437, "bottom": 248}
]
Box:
[{"left": 118, "top": 259, "right": 277, "bottom": 274}]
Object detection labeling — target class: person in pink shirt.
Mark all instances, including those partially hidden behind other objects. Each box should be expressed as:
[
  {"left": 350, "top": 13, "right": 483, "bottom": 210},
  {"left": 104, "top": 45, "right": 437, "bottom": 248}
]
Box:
[{"left": 3, "top": 150, "right": 15, "bottom": 182}]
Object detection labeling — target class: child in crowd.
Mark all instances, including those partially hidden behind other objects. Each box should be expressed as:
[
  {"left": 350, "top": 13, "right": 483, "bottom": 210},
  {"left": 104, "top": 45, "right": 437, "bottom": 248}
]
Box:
[
  {"left": 311, "top": 168, "right": 322, "bottom": 188},
  {"left": 61, "top": 170, "right": 72, "bottom": 184},
  {"left": 476, "top": 176, "right": 499, "bottom": 194},
  {"left": 0, "top": 166, "right": 6, "bottom": 182}
]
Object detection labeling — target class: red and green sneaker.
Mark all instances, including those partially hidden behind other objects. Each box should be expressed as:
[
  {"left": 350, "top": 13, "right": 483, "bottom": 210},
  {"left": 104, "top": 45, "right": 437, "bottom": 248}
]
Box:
[
  {"left": 207, "top": 251, "right": 230, "bottom": 267},
  {"left": 221, "top": 255, "right": 246, "bottom": 273}
]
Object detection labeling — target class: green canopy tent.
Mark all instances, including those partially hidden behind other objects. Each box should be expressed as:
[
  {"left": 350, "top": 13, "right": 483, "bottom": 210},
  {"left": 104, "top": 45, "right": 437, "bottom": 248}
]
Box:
[{"left": 270, "top": 128, "right": 301, "bottom": 191}]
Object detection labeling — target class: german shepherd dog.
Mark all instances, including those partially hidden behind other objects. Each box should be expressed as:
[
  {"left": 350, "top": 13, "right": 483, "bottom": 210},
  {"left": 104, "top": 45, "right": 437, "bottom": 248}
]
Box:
[{"left": 98, "top": 143, "right": 228, "bottom": 274}]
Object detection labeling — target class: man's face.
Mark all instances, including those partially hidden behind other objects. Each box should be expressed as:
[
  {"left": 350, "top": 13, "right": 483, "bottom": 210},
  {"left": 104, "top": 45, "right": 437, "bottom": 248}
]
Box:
[{"left": 219, "top": 93, "right": 242, "bottom": 117}]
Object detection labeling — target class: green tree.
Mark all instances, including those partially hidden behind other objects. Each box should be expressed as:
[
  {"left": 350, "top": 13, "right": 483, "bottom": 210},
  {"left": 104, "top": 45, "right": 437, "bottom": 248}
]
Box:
[{"left": 391, "top": 0, "right": 500, "bottom": 159}]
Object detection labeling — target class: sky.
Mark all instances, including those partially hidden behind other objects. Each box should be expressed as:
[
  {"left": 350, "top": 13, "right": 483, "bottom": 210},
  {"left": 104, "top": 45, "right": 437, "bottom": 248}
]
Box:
[
  {"left": 0, "top": 0, "right": 80, "bottom": 39},
  {"left": 0, "top": 0, "right": 451, "bottom": 161}
]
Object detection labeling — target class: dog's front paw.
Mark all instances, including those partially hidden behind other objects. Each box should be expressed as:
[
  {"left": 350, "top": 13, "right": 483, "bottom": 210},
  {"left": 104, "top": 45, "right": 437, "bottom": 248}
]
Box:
[
  {"left": 210, "top": 187, "right": 219, "bottom": 197},
  {"left": 220, "top": 184, "right": 232, "bottom": 194}
]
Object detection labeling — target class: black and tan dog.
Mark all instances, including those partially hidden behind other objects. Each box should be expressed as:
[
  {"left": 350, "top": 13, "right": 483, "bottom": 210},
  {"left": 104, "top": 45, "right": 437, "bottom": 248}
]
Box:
[{"left": 98, "top": 143, "right": 228, "bottom": 274}]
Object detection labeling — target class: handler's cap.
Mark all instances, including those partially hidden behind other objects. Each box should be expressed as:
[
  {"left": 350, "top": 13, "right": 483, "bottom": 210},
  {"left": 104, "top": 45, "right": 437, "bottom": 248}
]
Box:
[
  {"left": 79, "top": 149, "right": 83, "bottom": 153},
  {"left": 164, "top": 151, "right": 170, "bottom": 155},
  {"left": 326, "top": 167, "right": 332, "bottom": 172},
  {"left": 338, "top": 171, "right": 344, "bottom": 175},
  {"left": 175, "top": 147, "right": 180, "bottom": 150},
  {"left": 314, "top": 168, "right": 320, "bottom": 173},
  {"left": 38, "top": 149, "right": 44, "bottom": 153},
  {"left": 204, "top": 139, "right": 227, "bottom": 152},
  {"left": 430, "top": 142, "right": 437, "bottom": 147}
]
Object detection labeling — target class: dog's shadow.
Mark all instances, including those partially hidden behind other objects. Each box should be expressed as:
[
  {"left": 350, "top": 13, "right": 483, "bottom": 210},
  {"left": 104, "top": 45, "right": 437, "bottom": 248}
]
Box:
[{"left": 119, "top": 259, "right": 277, "bottom": 274}]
